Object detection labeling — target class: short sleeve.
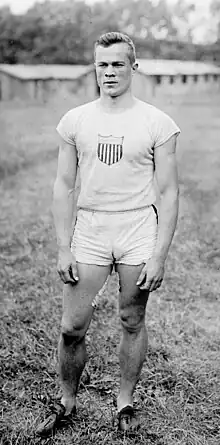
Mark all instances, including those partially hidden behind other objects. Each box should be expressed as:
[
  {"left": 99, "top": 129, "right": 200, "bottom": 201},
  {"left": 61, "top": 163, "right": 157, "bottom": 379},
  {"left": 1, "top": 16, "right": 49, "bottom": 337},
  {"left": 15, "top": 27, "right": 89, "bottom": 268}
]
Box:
[
  {"left": 153, "top": 109, "right": 181, "bottom": 148},
  {"left": 56, "top": 109, "right": 77, "bottom": 146}
]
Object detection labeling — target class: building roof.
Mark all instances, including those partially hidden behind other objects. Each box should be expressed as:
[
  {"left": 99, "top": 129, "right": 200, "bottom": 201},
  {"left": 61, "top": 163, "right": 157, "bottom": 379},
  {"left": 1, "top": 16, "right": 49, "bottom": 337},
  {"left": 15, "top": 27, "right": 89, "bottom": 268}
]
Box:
[
  {"left": 137, "top": 59, "right": 220, "bottom": 76},
  {"left": 0, "top": 60, "right": 220, "bottom": 81},
  {"left": 0, "top": 64, "right": 94, "bottom": 80}
]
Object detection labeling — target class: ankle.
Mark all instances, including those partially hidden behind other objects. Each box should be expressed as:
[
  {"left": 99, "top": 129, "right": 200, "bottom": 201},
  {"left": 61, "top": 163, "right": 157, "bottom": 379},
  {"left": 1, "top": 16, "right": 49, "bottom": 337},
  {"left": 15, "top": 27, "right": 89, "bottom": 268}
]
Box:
[
  {"left": 61, "top": 396, "right": 76, "bottom": 415},
  {"left": 117, "top": 394, "right": 133, "bottom": 412}
]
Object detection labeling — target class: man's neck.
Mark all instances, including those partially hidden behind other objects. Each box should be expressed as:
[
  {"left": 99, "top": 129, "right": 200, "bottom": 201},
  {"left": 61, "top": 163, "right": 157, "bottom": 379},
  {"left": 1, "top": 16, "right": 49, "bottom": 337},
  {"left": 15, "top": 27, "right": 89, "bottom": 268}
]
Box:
[{"left": 99, "top": 91, "right": 136, "bottom": 113}]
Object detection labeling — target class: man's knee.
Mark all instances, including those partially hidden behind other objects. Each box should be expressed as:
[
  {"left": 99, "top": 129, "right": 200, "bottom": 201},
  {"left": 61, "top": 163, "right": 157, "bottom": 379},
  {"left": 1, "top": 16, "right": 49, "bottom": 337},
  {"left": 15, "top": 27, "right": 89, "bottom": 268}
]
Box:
[
  {"left": 61, "top": 315, "right": 88, "bottom": 346},
  {"left": 119, "top": 305, "right": 145, "bottom": 334}
]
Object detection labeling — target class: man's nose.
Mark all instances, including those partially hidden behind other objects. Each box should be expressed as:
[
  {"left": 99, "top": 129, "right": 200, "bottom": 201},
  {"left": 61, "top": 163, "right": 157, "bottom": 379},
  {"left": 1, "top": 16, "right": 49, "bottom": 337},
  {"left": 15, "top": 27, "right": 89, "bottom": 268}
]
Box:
[{"left": 105, "top": 65, "right": 115, "bottom": 77}]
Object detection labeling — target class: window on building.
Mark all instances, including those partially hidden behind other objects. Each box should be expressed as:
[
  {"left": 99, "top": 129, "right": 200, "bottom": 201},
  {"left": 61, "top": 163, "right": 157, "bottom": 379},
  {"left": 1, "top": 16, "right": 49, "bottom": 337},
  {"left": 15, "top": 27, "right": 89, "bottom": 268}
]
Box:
[
  {"left": 169, "top": 76, "right": 174, "bottom": 84},
  {"left": 156, "top": 75, "right": 161, "bottom": 85},
  {"left": 204, "top": 74, "right": 209, "bottom": 82},
  {"left": 193, "top": 75, "right": 198, "bottom": 83},
  {"left": 213, "top": 74, "right": 218, "bottom": 81},
  {"left": 182, "top": 75, "right": 187, "bottom": 84}
]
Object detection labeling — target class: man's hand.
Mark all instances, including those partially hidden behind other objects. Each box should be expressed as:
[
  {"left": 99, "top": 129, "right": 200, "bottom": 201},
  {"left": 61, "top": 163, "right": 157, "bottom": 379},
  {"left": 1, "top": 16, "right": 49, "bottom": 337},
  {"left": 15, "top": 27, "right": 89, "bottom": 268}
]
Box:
[
  {"left": 57, "top": 246, "right": 79, "bottom": 285},
  {"left": 136, "top": 257, "right": 165, "bottom": 292}
]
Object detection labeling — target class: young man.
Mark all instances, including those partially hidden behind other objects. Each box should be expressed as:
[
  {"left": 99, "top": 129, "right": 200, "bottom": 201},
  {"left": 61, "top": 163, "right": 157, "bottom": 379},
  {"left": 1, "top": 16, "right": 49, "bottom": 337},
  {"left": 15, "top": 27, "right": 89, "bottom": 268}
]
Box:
[{"left": 36, "top": 32, "right": 180, "bottom": 436}]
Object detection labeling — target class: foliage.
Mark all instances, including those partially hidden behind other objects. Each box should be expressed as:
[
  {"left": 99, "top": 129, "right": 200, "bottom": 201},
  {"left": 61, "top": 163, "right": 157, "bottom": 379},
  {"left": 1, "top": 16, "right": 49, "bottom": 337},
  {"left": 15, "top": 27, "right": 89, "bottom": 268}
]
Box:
[
  {"left": 0, "top": 0, "right": 218, "bottom": 65},
  {"left": 210, "top": 0, "right": 220, "bottom": 42}
]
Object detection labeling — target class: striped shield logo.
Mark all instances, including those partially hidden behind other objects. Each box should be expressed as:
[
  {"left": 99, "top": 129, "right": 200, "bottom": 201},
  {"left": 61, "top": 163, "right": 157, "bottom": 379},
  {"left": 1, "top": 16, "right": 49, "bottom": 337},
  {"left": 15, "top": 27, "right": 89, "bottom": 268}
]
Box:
[{"left": 97, "top": 134, "right": 124, "bottom": 166}]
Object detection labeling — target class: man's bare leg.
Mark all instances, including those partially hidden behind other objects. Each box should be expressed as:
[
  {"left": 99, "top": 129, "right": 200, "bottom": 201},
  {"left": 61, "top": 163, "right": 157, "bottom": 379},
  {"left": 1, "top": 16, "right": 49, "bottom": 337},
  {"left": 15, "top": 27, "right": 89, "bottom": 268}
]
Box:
[
  {"left": 116, "top": 263, "right": 149, "bottom": 412},
  {"left": 59, "top": 263, "right": 111, "bottom": 414}
]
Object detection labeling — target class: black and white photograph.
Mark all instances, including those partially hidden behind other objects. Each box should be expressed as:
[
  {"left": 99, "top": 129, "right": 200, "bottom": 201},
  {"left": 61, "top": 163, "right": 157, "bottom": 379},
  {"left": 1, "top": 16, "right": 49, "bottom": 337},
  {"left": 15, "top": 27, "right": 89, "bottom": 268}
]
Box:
[{"left": 0, "top": 0, "right": 220, "bottom": 443}]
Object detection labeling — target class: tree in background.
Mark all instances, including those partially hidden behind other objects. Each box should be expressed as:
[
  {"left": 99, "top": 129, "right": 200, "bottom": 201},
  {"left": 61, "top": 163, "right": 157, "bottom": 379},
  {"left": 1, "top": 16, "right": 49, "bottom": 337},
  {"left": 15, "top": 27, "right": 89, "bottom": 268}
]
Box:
[
  {"left": 210, "top": 0, "right": 220, "bottom": 41},
  {"left": 0, "top": 0, "right": 219, "bottom": 64}
]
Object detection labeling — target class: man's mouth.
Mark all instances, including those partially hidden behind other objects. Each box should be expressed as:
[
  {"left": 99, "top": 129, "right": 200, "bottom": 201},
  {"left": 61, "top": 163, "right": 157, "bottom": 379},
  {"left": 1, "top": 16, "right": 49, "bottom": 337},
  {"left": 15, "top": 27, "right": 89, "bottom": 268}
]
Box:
[{"left": 104, "top": 81, "right": 117, "bottom": 85}]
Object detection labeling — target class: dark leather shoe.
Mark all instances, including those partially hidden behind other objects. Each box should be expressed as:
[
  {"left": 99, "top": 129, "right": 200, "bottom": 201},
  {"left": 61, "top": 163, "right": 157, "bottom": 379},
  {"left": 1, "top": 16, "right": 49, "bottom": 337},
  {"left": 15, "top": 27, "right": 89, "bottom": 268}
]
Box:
[
  {"left": 117, "top": 405, "right": 134, "bottom": 432},
  {"left": 36, "top": 402, "right": 76, "bottom": 437}
]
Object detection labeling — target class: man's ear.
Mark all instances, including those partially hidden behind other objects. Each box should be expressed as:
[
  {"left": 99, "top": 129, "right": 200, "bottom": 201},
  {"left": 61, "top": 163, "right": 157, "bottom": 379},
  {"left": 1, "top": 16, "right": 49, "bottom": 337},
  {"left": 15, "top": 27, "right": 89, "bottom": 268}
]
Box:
[{"left": 132, "top": 62, "right": 138, "bottom": 72}]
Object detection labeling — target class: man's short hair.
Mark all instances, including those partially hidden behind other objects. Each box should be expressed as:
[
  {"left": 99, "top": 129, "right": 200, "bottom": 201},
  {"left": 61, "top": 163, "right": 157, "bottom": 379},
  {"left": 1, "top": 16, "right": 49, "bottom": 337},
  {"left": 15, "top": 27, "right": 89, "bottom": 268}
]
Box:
[{"left": 94, "top": 32, "right": 136, "bottom": 65}]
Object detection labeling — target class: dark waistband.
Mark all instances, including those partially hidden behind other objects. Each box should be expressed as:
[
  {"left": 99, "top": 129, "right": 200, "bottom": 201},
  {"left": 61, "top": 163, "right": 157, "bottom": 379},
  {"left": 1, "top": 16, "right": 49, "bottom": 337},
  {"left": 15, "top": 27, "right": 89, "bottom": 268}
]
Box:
[{"left": 77, "top": 204, "right": 156, "bottom": 215}]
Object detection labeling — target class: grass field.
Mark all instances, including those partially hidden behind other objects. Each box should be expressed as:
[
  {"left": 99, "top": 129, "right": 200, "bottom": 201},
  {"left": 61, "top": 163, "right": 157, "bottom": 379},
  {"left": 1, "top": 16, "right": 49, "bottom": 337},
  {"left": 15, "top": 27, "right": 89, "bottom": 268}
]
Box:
[{"left": 1, "top": 93, "right": 220, "bottom": 445}]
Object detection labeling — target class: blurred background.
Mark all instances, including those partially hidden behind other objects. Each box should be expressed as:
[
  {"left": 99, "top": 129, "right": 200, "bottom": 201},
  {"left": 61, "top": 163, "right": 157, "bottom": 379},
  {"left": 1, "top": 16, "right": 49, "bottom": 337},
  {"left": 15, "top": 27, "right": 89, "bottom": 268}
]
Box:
[
  {"left": 0, "top": 0, "right": 220, "bottom": 103},
  {"left": 0, "top": 0, "right": 220, "bottom": 64}
]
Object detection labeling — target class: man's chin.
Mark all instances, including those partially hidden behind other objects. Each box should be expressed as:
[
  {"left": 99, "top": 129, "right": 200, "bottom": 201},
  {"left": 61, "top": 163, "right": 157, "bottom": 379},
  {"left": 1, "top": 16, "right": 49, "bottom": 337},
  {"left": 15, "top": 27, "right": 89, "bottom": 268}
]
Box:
[
  {"left": 109, "top": 92, "right": 119, "bottom": 97},
  {"left": 105, "top": 89, "right": 120, "bottom": 98}
]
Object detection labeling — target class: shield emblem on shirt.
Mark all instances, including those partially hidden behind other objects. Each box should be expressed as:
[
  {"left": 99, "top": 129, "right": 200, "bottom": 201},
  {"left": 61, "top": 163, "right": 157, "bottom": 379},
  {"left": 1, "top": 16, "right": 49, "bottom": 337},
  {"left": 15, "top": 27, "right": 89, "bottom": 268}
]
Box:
[{"left": 97, "top": 134, "right": 124, "bottom": 165}]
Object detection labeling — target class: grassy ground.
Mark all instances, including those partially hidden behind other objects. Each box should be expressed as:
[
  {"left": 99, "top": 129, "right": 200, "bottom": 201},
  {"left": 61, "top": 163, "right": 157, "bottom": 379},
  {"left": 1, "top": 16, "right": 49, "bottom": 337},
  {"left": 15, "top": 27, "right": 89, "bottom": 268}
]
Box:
[{"left": 1, "top": 93, "right": 220, "bottom": 445}]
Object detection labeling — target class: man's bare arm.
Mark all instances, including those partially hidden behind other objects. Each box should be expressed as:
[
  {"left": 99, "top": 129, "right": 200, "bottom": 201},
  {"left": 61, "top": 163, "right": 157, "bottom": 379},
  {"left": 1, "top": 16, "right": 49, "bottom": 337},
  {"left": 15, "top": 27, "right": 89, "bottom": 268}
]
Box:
[
  {"left": 137, "top": 134, "right": 179, "bottom": 291},
  {"left": 153, "top": 134, "right": 179, "bottom": 262},
  {"left": 52, "top": 137, "right": 78, "bottom": 283}
]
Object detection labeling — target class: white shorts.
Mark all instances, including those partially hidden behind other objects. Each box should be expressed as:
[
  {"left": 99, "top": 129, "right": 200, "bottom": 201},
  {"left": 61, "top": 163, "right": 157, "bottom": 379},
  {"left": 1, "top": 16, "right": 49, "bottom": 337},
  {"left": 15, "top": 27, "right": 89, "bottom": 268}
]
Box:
[{"left": 71, "top": 206, "right": 158, "bottom": 266}]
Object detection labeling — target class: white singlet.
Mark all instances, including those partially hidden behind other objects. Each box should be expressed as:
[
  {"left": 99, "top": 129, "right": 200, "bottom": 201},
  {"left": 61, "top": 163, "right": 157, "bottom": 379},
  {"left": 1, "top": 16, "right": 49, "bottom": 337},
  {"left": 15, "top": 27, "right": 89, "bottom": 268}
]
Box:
[{"left": 56, "top": 98, "right": 180, "bottom": 212}]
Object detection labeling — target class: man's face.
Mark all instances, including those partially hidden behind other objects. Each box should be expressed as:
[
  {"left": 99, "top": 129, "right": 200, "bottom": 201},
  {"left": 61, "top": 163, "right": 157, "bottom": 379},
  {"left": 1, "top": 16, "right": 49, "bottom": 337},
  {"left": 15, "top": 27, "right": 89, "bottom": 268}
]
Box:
[{"left": 95, "top": 43, "right": 137, "bottom": 97}]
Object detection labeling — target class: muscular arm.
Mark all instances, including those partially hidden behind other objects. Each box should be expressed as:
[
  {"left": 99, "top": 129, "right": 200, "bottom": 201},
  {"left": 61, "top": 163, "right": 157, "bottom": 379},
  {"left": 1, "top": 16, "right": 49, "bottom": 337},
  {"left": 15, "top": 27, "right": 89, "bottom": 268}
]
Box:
[
  {"left": 137, "top": 134, "right": 179, "bottom": 291},
  {"left": 153, "top": 134, "right": 179, "bottom": 262},
  {"left": 52, "top": 137, "right": 78, "bottom": 248}
]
